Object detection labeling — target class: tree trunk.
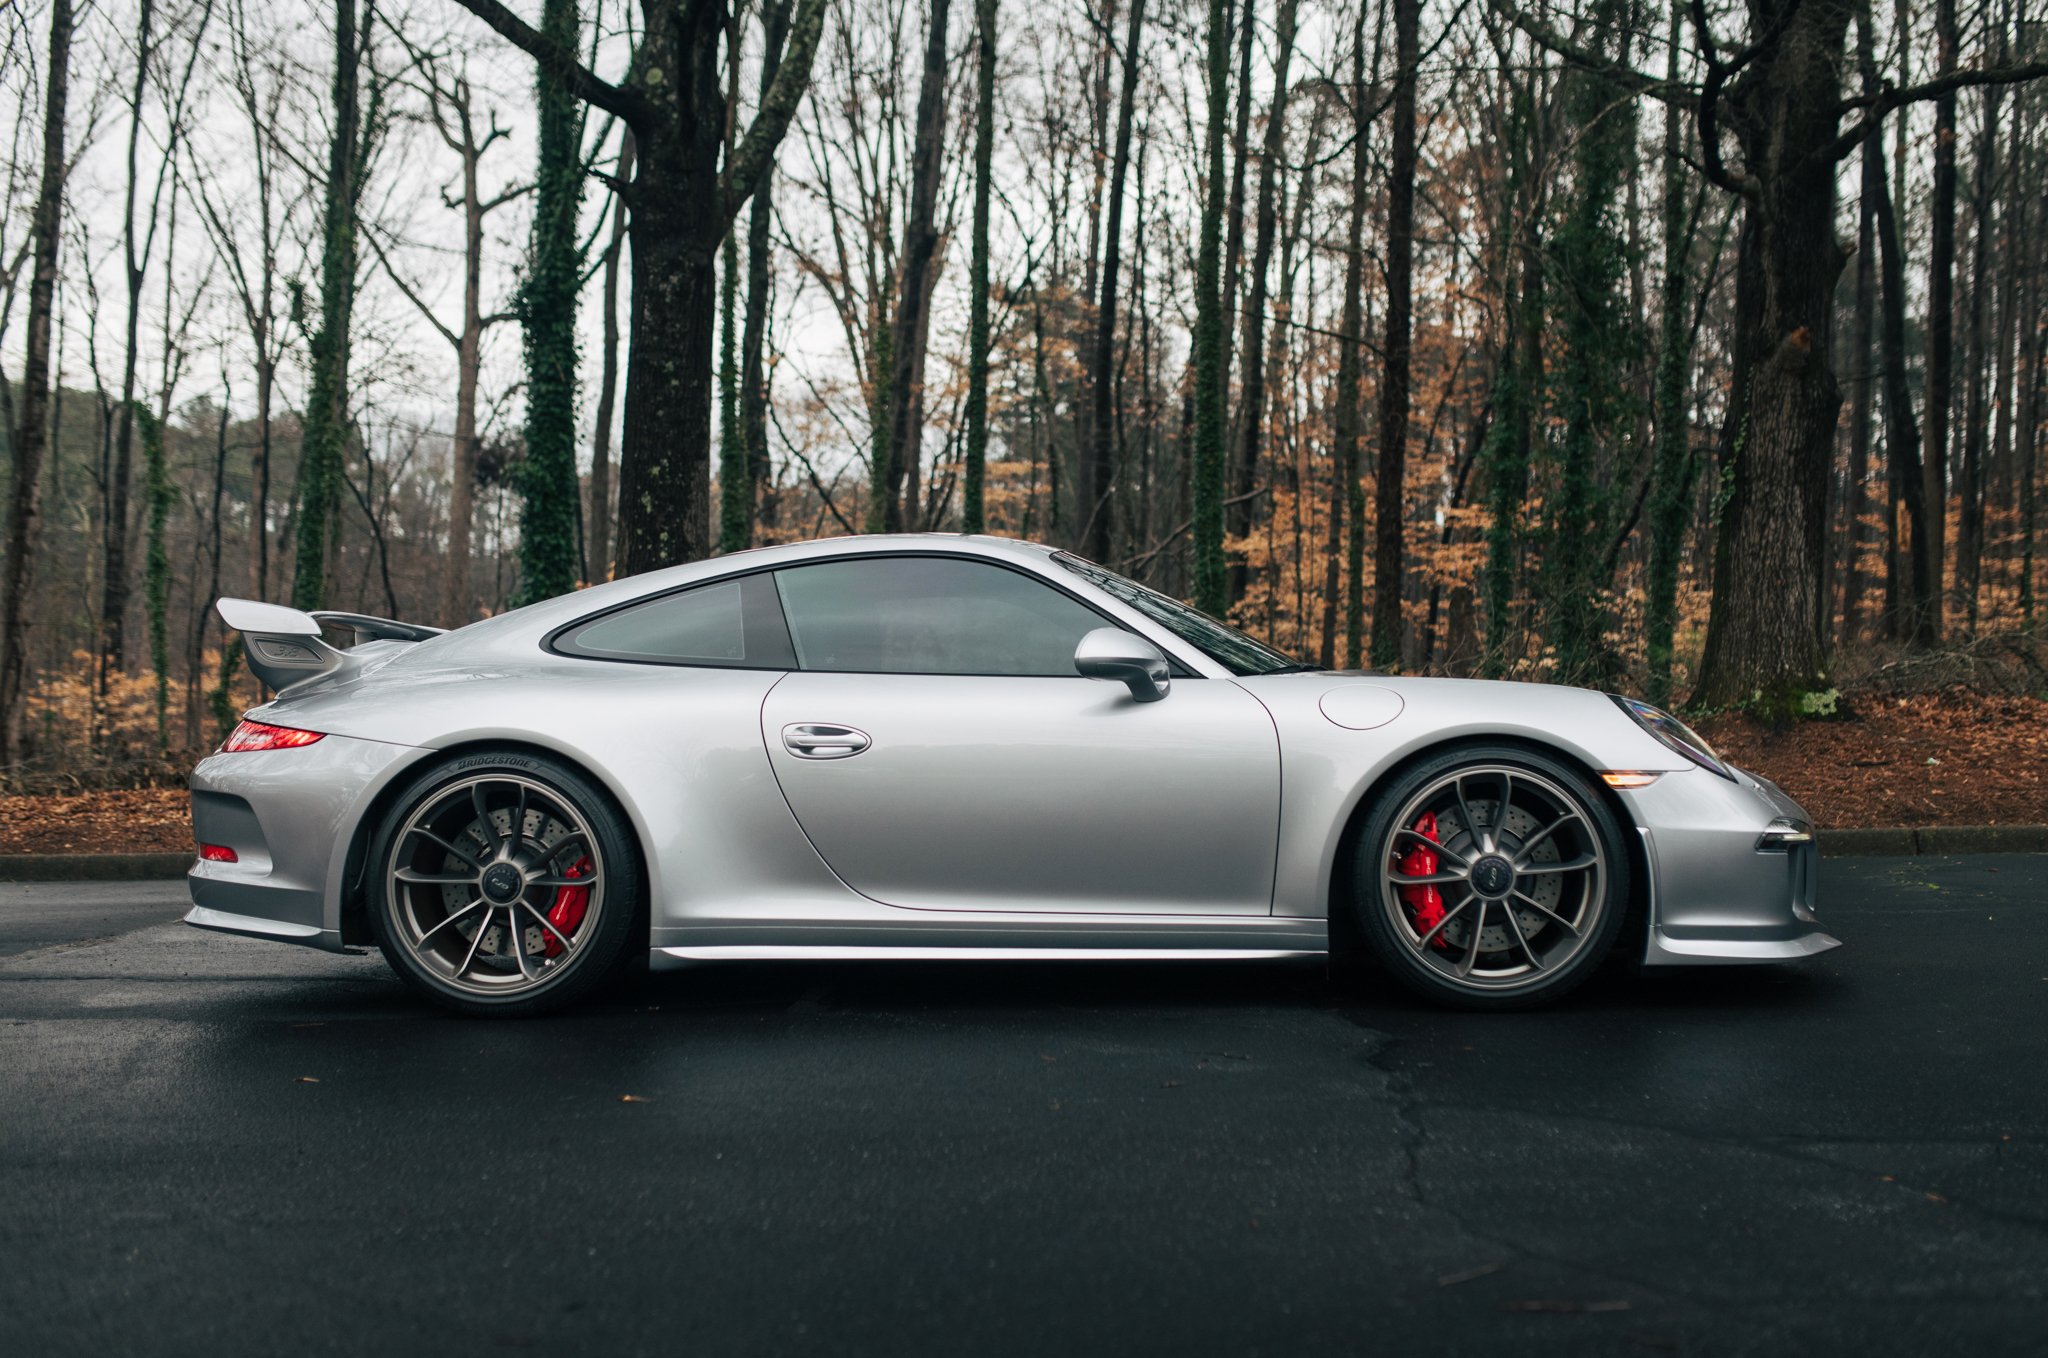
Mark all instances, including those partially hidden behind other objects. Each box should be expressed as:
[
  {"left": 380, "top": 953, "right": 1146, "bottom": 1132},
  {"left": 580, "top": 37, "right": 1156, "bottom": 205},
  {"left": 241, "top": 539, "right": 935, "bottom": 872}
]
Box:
[
  {"left": 742, "top": 1, "right": 793, "bottom": 537},
  {"left": 291, "top": 0, "right": 364, "bottom": 611},
  {"left": 1958, "top": 66, "right": 2000, "bottom": 633},
  {"left": 588, "top": 134, "right": 634, "bottom": 585},
  {"left": 1189, "top": 0, "right": 1231, "bottom": 614},
  {"left": 518, "top": 0, "right": 586, "bottom": 601},
  {"left": 1370, "top": 0, "right": 1419, "bottom": 670},
  {"left": 1646, "top": 0, "right": 1695, "bottom": 705},
  {"left": 101, "top": 0, "right": 159, "bottom": 694},
  {"left": 1082, "top": 0, "right": 1147, "bottom": 562},
  {"left": 1840, "top": 125, "right": 1878, "bottom": 643},
  {"left": 1330, "top": 0, "right": 1373, "bottom": 668},
  {"left": 962, "top": 0, "right": 997, "bottom": 533},
  {"left": 0, "top": 0, "right": 73, "bottom": 770},
  {"left": 1226, "top": 0, "right": 1299, "bottom": 607},
  {"left": 1692, "top": 4, "right": 1852, "bottom": 716},
  {"left": 1920, "top": 0, "right": 1959, "bottom": 642}
]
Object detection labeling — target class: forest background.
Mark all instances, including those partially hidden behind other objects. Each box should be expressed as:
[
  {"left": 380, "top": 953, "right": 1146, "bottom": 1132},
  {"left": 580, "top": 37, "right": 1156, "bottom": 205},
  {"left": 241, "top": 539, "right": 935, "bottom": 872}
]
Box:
[{"left": 1, "top": 0, "right": 2044, "bottom": 814}]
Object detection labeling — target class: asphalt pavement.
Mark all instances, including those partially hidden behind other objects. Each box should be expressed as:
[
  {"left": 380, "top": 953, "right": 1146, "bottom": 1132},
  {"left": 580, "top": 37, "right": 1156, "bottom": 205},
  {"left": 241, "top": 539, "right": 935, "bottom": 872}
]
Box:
[{"left": 1, "top": 857, "right": 2043, "bottom": 1357}]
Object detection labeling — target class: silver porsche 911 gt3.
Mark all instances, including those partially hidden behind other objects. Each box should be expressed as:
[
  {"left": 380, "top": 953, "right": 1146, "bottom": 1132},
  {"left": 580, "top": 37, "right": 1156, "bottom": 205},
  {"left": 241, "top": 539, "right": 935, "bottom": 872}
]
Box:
[{"left": 187, "top": 533, "right": 1838, "bottom": 1015}]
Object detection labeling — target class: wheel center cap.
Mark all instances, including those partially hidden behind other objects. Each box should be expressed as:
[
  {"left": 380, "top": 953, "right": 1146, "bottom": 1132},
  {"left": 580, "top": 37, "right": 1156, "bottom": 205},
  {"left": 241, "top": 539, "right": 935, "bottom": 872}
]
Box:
[
  {"left": 1471, "top": 855, "right": 1515, "bottom": 899},
  {"left": 481, "top": 863, "right": 523, "bottom": 902}
]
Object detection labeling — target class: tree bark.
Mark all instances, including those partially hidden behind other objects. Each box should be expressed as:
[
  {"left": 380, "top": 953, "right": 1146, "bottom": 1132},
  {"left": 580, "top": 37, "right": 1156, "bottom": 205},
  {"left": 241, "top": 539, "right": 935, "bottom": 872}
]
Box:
[
  {"left": 588, "top": 133, "right": 633, "bottom": 584},
  {"left": 741, "top": 1, "right": 794, "bottom": 538},
  {"left": 1190, "top": 0, "right": 1232, "bottom": 614},
  {"left": 1227, "top": 0, "right": 1299, "bottom": 604},
  {"left": 1840, "top": 124, "right": 1878, "bottom": 643},
  {"left": 1370, "top": 0, "right": 1419, "bottom": 670},
  {"left": 1692, "top": 2, "right": 1853, "bottom": 715},
  {"left": 0, "top": 0, "right": 73, "bottom": 770},
  {"left": 1646, "top": 0, "right": 1695, "bottom": 704},
  {"left": 1082, "top": 0, "right": 1147, "bottom": 562},
  {"left": 292, "top": 0, "right": 366, "bottom": 611},
  {"left": 1920, "top": 0, "right": 1959, "bottom": 642},
  {"left": 962, "top": 0, "right": 996, "bottom": 533}
]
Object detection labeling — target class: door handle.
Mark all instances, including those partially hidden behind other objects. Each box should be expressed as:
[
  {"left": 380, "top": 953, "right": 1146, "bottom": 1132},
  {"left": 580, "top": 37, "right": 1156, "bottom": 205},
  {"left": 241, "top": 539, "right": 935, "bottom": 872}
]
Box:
[{"left": 781, "top": 722, "right": 871, "bottom": 760}]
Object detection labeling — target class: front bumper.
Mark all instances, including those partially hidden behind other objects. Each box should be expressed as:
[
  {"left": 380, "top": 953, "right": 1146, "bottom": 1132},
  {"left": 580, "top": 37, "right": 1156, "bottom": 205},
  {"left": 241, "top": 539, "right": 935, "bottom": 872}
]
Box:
[
  {"left": 1619, "top": 766, "right": 1842, "bottom": 967},
  {"left": 184, "top": 733, "right": 427, "bottom": 953}
]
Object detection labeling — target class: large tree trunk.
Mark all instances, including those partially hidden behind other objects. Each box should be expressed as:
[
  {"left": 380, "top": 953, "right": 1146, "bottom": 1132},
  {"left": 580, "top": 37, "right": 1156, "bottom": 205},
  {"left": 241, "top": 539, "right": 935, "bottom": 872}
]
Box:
[
  {"left": 1082, "top": 0, "right": 1147, "bottom": 562},
  {"left": 1920, "top": 0, "right": 1959, "bottom": 641},
  {"left": 518, "top": 0, "right": 586, "bottom": 602},
  {"left": 455, "top": 0, "right": 827, "bottom": 578},
  {"left": 0, "top": 0, "right": 73, "bottom": 770},
  {"left": 1692, "top": 3, "right": 1852, "bottom": 716},
  {"left": 1370, "top": 0, "right": 1419, "bottom": 670},
  {"left": 291, "top": 0, "right": 365, "bottom": 611}
]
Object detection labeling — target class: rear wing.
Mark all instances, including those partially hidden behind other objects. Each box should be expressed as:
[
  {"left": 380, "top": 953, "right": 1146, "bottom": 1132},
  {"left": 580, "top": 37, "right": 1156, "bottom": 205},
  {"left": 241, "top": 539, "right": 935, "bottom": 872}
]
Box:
[{"left": 216, "top": 598, "right": 443, "bottom": 694}]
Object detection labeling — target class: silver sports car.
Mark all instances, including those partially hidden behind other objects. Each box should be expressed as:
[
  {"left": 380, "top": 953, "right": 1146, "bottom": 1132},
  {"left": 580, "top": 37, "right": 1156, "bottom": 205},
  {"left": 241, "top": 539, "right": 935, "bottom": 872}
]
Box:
[{"left": 187, "top": 534, "right": 1838, "bottom": 1015}]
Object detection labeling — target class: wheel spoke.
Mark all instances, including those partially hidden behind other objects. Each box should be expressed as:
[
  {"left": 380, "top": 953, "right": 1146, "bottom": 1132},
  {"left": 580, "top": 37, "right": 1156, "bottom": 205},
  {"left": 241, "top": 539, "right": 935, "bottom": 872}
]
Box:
[
  {"left": 1388, "top": 870, "right": 1467, "bottom": 887},
  {"left": 508, "top": 911, "right": 537, "bottom": 981},
  {"left": 395, "top": 867, "right": 477, "bottom": 886},
  {"left": 1514, "top": 812, "right": 1579, "bottom": 864},
  {"left": 524, "top": 875, "right": 590, "bottom": 889},
  {"left": 1453, "top": 899, "right": 1489, "bottom": 977},
  {"left": 534, "top": 830, "right": 590, "bottom": 867},
  {"left": 418, "top": 897, "right": 486, "bottom": 944},
  {"left": 510, "top": 782, "right": 530, "bottom": 855},
  {"left": 1413, "top": 892, "right": 1477, "bottom": 951},
  {"left": 1502, "top": 898, "right": 1543, "bottom": 970},
  {"left": 408, "top": 827, "right": 485, "bottom": 871},
  {"left": 1517, "top": 853, "right": 1598, "bottom": 876},
  {"left": 1510, "top": 888, "right": 1583, "bottom": 937},
  {"left": 1493, "top": 772, "right": 1514, "bottom": 850},
  {"left": 1453, "top": 774, "right": 1483, "bottom": 850},
  {"left": 518, "top": 898, "right": 577, "bottom": 952},
  {"left": 455, "top": 904, "right": 495, "bottom": 978},
  {"left": 470, "top": 782, "right": 499, "bottom": 853}
]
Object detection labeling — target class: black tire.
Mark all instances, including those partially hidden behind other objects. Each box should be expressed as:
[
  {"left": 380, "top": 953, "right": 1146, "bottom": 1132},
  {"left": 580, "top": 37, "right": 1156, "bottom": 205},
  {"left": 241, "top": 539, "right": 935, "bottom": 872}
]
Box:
[
  {"left": 1349, "top": 743, "right": 1631, "bottom": 1011},
  {"left": 367, "top": 749, "right": 643, "bottom": 1017}
]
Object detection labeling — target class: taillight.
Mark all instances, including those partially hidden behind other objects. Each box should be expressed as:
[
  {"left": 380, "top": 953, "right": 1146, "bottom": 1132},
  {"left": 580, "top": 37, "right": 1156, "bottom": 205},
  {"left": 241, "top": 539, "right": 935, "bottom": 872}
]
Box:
[
  {"left": 198, "top": 843, "right": 239, "bottom": 862},
  {"left": 220, "top": 719, "right": 325, "bottom": 753}
]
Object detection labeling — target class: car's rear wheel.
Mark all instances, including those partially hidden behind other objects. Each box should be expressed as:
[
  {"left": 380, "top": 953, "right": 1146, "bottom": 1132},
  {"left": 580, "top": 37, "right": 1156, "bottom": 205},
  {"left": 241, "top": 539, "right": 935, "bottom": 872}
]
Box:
[
  {"left": 1351, "top": 745, "right": 1629, "bottom": 1010},
  {"left": 368, "top": 751, "right": 641, "bottom": 1016}
]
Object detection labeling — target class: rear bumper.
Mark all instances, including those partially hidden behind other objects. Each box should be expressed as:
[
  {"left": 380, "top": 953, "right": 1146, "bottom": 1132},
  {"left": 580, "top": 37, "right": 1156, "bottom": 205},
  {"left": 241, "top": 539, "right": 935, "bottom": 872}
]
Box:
[
  {"left": 1620, "top": 766, "right": 1842, "bottom": 967},
  {"left": 183, "top": 733, "right": 427, "bottom": 953}
]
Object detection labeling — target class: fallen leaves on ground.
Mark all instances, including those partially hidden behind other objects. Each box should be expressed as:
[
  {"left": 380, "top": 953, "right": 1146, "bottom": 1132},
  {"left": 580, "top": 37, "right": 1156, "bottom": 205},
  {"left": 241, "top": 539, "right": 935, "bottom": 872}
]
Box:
[
  {"left": 1698, "top": 690, "right": 2048, "bottom": 828},
  {"left": 0, "top": 787, "right": 190, "bottom": 854}
]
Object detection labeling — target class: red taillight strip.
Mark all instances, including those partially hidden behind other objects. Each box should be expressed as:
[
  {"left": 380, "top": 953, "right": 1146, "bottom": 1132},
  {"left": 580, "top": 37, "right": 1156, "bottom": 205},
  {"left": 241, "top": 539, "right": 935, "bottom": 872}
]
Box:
[{"left": 220, "top": 719, "right": 325, "bottom": 753}]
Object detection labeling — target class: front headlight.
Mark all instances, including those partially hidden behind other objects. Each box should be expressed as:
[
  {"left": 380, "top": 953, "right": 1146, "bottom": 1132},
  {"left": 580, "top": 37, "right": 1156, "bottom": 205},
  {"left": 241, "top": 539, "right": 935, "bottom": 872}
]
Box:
[{"left": 1609, "top": 695, "right": 1735, "bottom": 780}]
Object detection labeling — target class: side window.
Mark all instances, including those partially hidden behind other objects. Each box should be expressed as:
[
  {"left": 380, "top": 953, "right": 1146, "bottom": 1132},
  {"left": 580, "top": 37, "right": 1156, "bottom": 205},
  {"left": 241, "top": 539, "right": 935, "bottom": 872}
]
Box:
[
  {"left": 555, "top": 573, "right": 797, "bottom": 668},
  {"left": 773, "top": 557, "right": 1109, "bottom": 676}
]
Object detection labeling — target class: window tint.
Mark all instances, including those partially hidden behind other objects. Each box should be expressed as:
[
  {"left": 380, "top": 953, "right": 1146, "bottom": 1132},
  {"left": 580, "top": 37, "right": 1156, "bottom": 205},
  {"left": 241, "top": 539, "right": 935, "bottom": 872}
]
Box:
[
  {"left": 773, "top": 556, "right": 1108, "bottom": 676},
  {"left": 556, "top": 573, "right": 796, "bottom": 668}
]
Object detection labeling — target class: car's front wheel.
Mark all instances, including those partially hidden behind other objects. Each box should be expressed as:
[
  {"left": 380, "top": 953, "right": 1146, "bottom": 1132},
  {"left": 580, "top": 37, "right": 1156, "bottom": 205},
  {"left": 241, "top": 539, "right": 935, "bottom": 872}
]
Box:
[
  {"left": 1351, "top": 745, "right": 1630, "bottom": 1009},
  {"left": 368, "top": 751, "right": 642, "bottom": 1016}
]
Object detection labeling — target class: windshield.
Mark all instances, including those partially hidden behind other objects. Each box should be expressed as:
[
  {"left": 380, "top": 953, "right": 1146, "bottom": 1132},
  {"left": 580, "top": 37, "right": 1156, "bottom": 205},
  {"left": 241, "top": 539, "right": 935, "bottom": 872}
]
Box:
[{"left": 1053, "top": 553, "right": 1310, "bottom": 677}]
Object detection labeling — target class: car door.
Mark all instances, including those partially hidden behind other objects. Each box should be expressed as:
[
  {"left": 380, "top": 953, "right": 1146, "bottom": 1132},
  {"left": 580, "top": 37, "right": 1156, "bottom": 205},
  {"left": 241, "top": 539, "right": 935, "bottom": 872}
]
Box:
[{"left": 758, "top": 554, "right": 1281, "bottom": 916}]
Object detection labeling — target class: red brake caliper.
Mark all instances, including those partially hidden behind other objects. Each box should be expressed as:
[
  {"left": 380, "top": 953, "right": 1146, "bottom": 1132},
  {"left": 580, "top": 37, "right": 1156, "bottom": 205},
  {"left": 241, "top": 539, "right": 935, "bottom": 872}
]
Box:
[
  {"left": 543, "top": 855, "right": 593, "bottom": 958},
  {"left": 1396, "top": 812, "right": 1451, "bottom": 950}
]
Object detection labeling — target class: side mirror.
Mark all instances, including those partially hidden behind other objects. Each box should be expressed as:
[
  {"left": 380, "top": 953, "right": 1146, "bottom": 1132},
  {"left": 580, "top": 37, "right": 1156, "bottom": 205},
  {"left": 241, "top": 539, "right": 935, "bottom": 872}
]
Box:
[{"left": 1074, "top": 627, "right": 1171, "bottom": 703}]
